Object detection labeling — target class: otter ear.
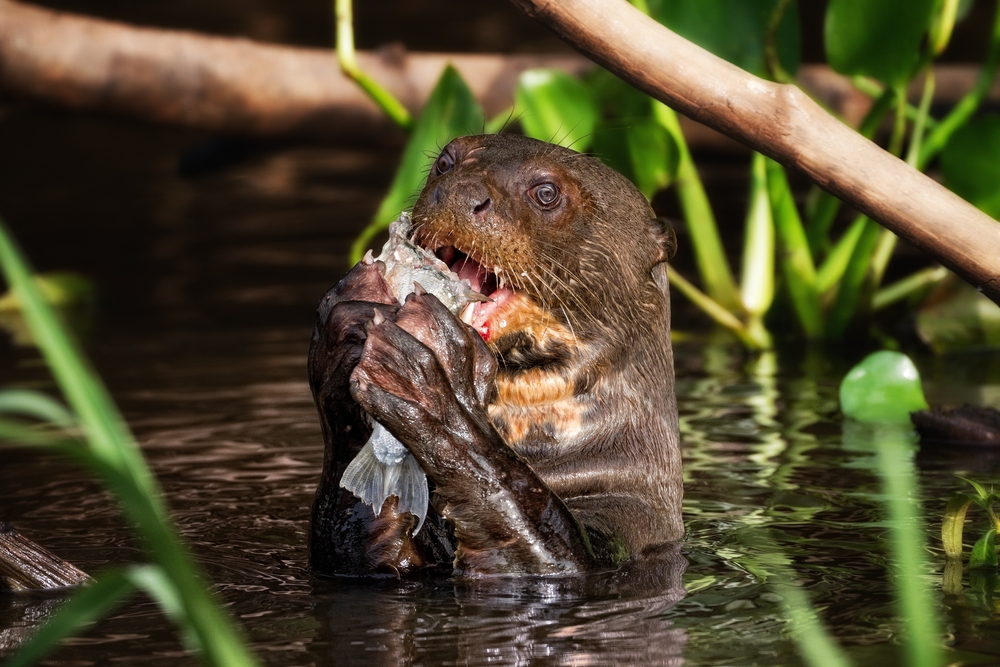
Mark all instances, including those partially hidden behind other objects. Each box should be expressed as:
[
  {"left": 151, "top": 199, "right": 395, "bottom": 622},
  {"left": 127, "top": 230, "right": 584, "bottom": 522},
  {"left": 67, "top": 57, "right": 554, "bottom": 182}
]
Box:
[{"left": 653, "top": 217, "right": 677, "bottom": 263}]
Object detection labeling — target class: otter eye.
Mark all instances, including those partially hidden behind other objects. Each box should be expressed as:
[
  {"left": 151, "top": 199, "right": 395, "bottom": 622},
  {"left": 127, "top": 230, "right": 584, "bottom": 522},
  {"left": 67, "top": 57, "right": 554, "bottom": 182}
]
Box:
[
  {"left": 434, "top": 150, "right": 454, "bottom": 175},
  {"left": 532, "top": 182, "right": 560, "bottom": 207}
]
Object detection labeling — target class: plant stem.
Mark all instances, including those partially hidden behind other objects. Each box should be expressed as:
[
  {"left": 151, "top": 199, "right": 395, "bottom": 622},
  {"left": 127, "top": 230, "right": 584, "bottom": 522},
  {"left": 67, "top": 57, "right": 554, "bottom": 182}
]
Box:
[
  {"left": 667, "top": 266, "right": 769, "bottom": 349},
  {"left": 873, "top": 424, "right": 946, "bottom": 667},
  {"left": 816, "top": 215, "right": 868, "bottom": 296},
  {"left": 763, "top": 0, "right": 795, "bottom": 84},
  {"left": 741, "top": 152, "right": 775, "bottom": 319},
  {"left": 872, "top": 265, "right": 949, "bottom": 312},
  {"left": 919, "top": 1, "right": 1000, "bottom": 168},
  {"left": 654, "top": 102, "right": 741, "bottom": 311},
  {"left": 335, "top": 0, "right": 413, "bottom": 131},
  {"left": 0, "top": 216, "right": 258, "bottom": 667},
  {"left": 766, "top": 159, "right": 823, "bottom": 337},
  {"left": 825, "top": 217, "right": 882, "bottom": 338}
]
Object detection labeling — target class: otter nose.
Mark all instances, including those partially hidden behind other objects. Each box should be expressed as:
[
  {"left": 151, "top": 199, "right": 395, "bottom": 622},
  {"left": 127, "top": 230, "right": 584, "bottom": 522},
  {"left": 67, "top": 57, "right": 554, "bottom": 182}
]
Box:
[{"left": 472, "top": 196, "right": 492, "bottom": 216}]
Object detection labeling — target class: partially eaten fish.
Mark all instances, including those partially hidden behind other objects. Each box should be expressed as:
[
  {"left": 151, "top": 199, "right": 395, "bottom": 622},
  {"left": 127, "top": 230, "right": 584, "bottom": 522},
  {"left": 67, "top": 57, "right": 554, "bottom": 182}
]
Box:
[{"left": 339, "top": 213, "right": 487, "bottom": 533}]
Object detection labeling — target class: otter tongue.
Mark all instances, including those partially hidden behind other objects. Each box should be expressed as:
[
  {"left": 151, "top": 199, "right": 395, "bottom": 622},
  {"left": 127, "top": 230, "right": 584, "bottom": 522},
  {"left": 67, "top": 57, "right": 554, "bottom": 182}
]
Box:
[{"left": 452, "top": 256, "right": 490, "bottom": 295}]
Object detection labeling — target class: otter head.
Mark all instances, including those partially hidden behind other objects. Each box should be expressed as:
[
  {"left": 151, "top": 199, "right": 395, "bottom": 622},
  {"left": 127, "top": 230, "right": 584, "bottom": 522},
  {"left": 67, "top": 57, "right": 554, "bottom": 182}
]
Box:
[{"left": 411, "top": 134, "right": 674, "bottom": 373}]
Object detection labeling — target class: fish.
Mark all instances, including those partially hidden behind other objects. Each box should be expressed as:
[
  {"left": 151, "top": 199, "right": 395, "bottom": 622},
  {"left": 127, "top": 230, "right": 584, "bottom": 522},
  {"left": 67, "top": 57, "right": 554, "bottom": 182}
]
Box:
[{"left": 338, "top": 212, "right": 488, "bottom": 533}]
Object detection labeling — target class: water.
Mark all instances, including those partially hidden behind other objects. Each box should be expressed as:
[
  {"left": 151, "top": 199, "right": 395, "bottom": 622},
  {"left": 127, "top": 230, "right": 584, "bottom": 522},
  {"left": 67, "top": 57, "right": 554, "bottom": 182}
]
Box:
[{"left": 3, "top": 111, "right": 1000, "bottom": 666}]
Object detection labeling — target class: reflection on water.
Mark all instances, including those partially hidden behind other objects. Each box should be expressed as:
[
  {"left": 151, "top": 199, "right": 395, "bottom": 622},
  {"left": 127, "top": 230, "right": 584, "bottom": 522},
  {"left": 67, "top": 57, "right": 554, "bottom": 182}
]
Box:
[{"left": 3, "top": 113, "right": 1000, "bottom": 666}]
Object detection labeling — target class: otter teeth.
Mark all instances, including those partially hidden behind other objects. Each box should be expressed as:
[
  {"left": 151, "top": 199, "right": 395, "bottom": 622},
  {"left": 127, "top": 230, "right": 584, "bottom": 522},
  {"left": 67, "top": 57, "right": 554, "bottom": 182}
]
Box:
[
  {"left": 460, "top": 302, "right": 476, "bottom": 325},
  {"left": 498, "top": 275, "right": 506, "bottom": 290}
]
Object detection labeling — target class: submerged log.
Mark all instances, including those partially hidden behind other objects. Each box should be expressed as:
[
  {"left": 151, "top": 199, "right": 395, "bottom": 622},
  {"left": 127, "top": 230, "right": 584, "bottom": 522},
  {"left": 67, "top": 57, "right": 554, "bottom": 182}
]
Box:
[
  {"left": 0, "top": 522, "right": 90, "bottom": 591},
  {"left": 913, "top": 405, "right": 1000, "bottom": 445},
  {"left": 510, "top": 0, "right": 1000, "bottom": 306}
]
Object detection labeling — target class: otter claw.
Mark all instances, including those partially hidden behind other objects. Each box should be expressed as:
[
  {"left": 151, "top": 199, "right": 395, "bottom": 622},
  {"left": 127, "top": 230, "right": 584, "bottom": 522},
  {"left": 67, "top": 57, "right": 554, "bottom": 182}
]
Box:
[
  {"left": 372, "top": 309, "right": 385, "bottom": 326},
  {"left": 363, "top": 249, "right": 375, "bottom": 265}
]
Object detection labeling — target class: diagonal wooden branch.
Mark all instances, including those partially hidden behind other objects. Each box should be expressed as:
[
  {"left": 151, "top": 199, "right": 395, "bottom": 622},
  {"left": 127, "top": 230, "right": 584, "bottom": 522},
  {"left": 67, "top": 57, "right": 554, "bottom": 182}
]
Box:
[{"left": 510, "top": 0, "right": 1000, "bottom": 305}]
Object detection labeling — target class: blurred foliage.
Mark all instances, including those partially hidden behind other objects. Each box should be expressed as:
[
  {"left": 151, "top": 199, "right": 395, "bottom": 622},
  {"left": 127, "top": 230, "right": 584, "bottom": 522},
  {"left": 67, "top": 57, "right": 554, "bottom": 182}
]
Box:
[
  {"left": 346, "top": 0, "right": 1000, "bottom": 350},
  {"left": 0, "top": 216, "right": 259, "bottom": 666}
]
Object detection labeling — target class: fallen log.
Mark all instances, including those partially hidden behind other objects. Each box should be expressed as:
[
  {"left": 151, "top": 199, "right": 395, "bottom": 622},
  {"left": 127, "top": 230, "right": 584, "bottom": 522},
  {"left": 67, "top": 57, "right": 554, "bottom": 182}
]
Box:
[
  {"left": 0, "top": 0, "right": 589, "bottom": 144},
  {"left": 509, "top": 0, "right": 1000, "bottom": 304},
  {"left": 0, "top": 522, "right": 90, "bottom": 591},
  {"left": 0, "top": 0, "right": 995, "bottom": 149}
]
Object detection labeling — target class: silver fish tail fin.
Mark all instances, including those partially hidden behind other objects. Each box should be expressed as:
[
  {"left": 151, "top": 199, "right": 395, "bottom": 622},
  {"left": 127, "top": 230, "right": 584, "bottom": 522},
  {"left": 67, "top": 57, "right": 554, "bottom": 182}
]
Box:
[
  {"left": 394, "top": 453, "right": 429, "bottom": 534},
  {"left": 339, "top": 440, "right": 388, "bottom": 514},
  {"left": 339, "top": 433, "right": 429, "bottom": 535}
]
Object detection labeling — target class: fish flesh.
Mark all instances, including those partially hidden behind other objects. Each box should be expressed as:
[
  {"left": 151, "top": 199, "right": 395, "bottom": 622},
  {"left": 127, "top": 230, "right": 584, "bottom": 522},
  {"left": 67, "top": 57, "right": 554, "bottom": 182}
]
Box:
[{"left": 339, "top": 213, "right": 486, "bottom": 533}]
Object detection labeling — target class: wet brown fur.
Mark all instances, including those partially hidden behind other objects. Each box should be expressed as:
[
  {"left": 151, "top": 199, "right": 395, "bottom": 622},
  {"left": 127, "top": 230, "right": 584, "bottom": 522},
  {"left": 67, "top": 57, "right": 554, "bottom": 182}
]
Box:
[{"left": 308, "top": 133, "right": 681, "bottom": 575}]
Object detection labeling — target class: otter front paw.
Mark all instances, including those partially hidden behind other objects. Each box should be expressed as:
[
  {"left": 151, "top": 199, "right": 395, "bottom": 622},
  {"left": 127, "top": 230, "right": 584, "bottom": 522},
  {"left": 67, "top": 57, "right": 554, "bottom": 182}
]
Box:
[{"left": 349, "top": 315, "right": 463, "bottom": 448}]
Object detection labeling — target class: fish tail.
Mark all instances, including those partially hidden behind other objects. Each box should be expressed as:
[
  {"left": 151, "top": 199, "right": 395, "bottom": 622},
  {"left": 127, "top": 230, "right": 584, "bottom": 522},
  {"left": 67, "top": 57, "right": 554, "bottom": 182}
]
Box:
[
  {"left": 393, "top": 454, "right": 429, "bottom": 535},
  {"left": 339, "top": 440, "right": 390, "bottom": 516},
  {"left": 339, "top": 440, "right": 429, "bottom": 534}
]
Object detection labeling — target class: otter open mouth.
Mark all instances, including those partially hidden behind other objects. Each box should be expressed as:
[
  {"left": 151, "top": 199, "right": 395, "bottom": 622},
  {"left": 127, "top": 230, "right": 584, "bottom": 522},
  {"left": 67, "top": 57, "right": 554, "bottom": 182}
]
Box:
[{"left": 433, "top": 246, "right": 516, "bottom": 341}]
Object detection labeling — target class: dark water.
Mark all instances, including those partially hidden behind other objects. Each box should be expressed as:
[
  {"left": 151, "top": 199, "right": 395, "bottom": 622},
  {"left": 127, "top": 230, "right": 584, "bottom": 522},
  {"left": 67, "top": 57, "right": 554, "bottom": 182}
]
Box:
[{"left": 3, "top": 109, "right": 1000, "bottom": 666}]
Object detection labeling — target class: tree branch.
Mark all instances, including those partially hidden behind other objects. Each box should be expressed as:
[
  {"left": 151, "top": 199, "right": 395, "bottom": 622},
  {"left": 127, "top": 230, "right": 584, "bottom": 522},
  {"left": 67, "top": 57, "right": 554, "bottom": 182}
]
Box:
[{"left": 510, "top": 0, "right": 1000, "bottom": 304}]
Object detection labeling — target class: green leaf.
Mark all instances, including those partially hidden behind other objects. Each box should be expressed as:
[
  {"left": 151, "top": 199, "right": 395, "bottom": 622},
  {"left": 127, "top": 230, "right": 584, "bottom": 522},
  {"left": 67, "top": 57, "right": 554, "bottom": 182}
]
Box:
[
  {"left": 941, "top": 114, "right": 1000, "bottom": 219},
  {"left": 971, "top": 529, "right": 998, "bottom": 568},
  {"left": 591, "top": 117, "right": 678, "bottom": 200},
  {"left": 942, "top": 494, "right": 974, "bottom": 560},
  {"left": 515, "top": 69, "right": 600, "bottom": 151},
  {"left": 0, "top": 389, "right": 76, "bottom": 428},
  {"left": 825, "top": 217, "right": 882, "bottom": 337},
  {"left": 651, "top": 0, "right": 801, "bottom": 78},
  {"left": 765, "top": 158, "right": 822, "bottom": 336},
  {"left": 825, "top": 0, "right": 937, "bottom": 87},
  {"left": 351, "top": 65, "right": 484, "bottom": 263},
  {"left": 958, "top": 476, "right": 991, "bottom": 501},
  {"left": 7, "top": 569, "right": 136, "bottom": 667},
  {"left": 839, "top": 350, "right": 929, "bottom": 424},
  {"left": 741, "top": 152, "right": 775, "bottom": 318}
]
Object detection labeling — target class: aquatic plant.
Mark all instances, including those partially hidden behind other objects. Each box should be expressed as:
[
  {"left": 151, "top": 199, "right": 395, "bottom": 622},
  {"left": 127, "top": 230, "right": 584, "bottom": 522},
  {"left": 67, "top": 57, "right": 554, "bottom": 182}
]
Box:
[
  {"left": 943, "top": 477, "right": 1000, "bottom": 578},
  {"left": 341, "top": 0, "right": 1000, "bottom": 350},
  {"left": 0, "top": 215, "right": 259, "bottom": 667},
  {"left": 839, "top": 350, "right": 929, "bottom": 423}
]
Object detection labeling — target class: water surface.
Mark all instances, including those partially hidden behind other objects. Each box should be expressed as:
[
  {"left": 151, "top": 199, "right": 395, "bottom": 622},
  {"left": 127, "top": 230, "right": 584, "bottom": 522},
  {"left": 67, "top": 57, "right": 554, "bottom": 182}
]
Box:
[{"left": 2, "top": 110, "right": 1000, "bottom": 666}]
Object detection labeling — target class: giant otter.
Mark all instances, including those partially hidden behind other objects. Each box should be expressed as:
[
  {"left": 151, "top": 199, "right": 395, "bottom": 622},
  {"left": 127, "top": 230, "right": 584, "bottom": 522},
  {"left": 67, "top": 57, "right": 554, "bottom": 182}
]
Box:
[{"left": 308, "top": 133, "right": 682, "bottom": 576}]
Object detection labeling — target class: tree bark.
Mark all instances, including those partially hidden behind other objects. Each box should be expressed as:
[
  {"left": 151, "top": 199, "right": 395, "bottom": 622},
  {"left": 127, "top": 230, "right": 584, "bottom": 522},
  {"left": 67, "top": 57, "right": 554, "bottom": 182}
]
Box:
[
  {"left": 0, "top": 522, "right": 90, "bottom": 591},
  {"left": 0, "top": 1, "right": 992, "bottom": 149},
  {"left": 510, "top": 0, "right": 1000, "bottom": 304},
  {"left": 0, "top": 0, "right": 589, "bottom": 144}
]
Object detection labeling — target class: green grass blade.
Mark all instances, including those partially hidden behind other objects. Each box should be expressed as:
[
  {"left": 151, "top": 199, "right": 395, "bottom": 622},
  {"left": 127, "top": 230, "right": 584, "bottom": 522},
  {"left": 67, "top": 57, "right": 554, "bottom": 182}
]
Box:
[
  {"left": 872, "top": 265, "right": 948, "bottom": 312},
  {"left": 871, "top": 423, "right": 946, "bottom": 667},
  {"left": 766, "top": 159, "right": 823, "bottom": 337},
  {"left": 653, "top": 102, "right": 741, "bottom": 311},
  {"left": 816, "top": 215, "right": 867, "bottom": 295},
  {"left": 919, "top": 1, "right": 1000, "bottom": 168},
  {"left": 667, "top": 266, "right": 769, "bottom": 349},
  {"left": 777, "top": 582, "right": 854, "bottom": 667},
  {"left": 0, "top": 216, "right": 259, "bottom": 667},
  {"left": 740, "top": 152, "right": 775, "bottom": 318},
  {"left": 7, "top": 569, "right": 136, "bottom": 667},
  {"left": 0, "top": 389, "right": 76, "bottom": 428},
  {"left": 825, "top": 218, "right": 881, "bottom": 337}
]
